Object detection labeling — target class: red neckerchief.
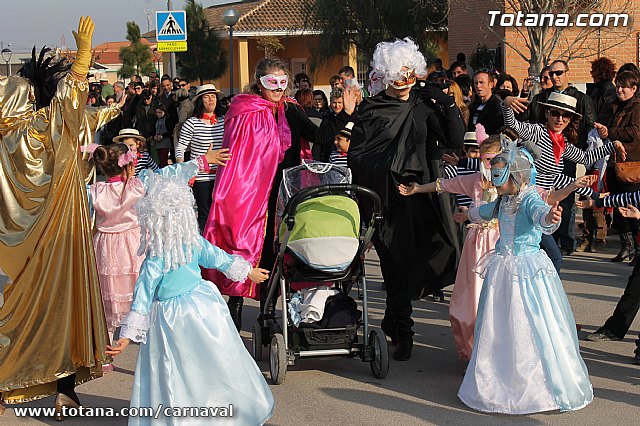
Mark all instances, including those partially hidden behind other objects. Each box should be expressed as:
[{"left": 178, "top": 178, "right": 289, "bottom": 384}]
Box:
[
  {"left": 106, "top": 175, "right": 126, "bottom": 183},
  {"left": 548, "top": 129, "right": 565, "bottom": 165},
  {"left": 339, "top": 152, "right": 348, "bottom": 157},
  {"left": 202, "top": 113, "right": 217, "bottom": 124}
]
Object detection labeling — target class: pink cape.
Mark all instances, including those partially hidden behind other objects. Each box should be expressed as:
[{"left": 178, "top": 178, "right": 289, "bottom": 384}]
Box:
[{"left": 202, "top": 94, "right": 291, "bottom": 299}]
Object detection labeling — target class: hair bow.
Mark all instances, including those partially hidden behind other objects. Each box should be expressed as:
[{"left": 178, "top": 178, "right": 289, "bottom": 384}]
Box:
[
  {"left": 80, "top": 143, "right": 100, "bottom": 160},
  {"left": 118, "top": 149, "right": 136, "bottom": 167}
]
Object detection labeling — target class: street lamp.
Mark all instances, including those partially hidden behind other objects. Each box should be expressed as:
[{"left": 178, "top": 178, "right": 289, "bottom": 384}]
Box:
[
  {"left": 1, "top": 48, "right": 12, "bottom": 76},
  {"left": 222, "top": 9, "right": 240, "bottom": 95}
]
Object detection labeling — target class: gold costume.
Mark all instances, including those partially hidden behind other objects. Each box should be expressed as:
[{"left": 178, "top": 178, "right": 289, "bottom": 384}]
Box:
[{"left": 0, "top": 72, "right": 120, "bottom": 403}]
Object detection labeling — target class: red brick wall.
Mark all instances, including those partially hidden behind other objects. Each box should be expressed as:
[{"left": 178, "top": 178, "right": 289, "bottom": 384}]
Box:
[
  {"left": 448, "top": 0, "right": 505, "bottom": 65},
  {"left": 450, "top": 0, "right": 639, "bottom": 85}
]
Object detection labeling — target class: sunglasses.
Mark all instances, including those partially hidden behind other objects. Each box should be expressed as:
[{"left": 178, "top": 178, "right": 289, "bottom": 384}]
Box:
[
  {"left": 548, "top": 109, "right": 573, "bottom": 119},
  {"left": 179, "top": 83, "right": 188, "bottom": 87},
  {"left": 541, "top": 76, "right": 550, "bottom": 81},
  {"left": 548, "top": 70, "right": 566, "bottom": 77}
]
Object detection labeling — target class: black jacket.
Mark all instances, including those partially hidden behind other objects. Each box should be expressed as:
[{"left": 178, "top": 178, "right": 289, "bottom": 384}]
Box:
[
  {"left": 313, "top": 110, "right": 355, "bottom": 162},
  {"left": 587, "top": 80, "right": 617, "bottom": 123},
  {"left": 468, "top": 94, "right": 504, "bottom": 135}
]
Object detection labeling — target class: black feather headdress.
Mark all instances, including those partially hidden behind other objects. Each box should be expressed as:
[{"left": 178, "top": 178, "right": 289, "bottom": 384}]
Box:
[{"left": 17, "top": 47, "right": 71, "bottom": 110}]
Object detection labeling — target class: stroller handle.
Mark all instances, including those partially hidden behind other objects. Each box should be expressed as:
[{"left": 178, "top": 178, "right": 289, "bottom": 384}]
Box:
[{"left": 284, "top": 184, "right": 383, "bottom": 230}]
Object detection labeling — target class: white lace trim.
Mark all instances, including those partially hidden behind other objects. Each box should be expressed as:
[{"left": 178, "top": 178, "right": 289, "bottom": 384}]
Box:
[
  {"left": 119, "top": 310, "right": 150, "bottom": 344},
  {"left": 224, "top": 255, "right": 252, "bottom": 283},
  {"left": 533, "top": 204, "right": 560, "bottom": 234}
]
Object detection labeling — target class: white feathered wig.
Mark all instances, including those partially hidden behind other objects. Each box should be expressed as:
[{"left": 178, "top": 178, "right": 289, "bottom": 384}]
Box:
[
  {"left": 369, "top": 37, "right": 427, "bottom": 96},
  {"left": 136, "top": 172, "right": 202, "bottom": 272}
]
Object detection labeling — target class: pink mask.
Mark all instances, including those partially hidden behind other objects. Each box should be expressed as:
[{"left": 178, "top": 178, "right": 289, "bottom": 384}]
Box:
[{"left": 259, "top": 74, "right": 289, "bottom": 91}]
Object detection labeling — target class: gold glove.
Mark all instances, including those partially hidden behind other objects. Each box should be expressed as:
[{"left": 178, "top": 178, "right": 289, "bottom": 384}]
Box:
[{"left": 71, "top": 16, "right": 95, "bottom": 78}]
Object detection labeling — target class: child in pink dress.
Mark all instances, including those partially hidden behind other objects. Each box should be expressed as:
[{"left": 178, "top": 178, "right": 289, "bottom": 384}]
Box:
[
  {"left": 90, "top": 143, "right": 145, "bottom": 349},
  {"left": 400, "top": 135, "right": 502, "bottom": 362}
]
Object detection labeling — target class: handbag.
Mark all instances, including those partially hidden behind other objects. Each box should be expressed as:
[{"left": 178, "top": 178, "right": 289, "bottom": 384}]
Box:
[{"left": 614, "top": 149, "right": 640, "bottom": 184}]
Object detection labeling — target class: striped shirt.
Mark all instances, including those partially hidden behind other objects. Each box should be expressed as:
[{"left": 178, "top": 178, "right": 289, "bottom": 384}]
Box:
[
  {"left": 599, "top": 191, "right": 640, "bottom": 208},
  {"left": 444, "top": 164, "right": 474, "bottom": 207},
  {"left": 134, "top": 151, "right": 159, "bottom": 176},
  {"left": 176, "top": 116, "right": 225, "bottom": 182},
  {"left": 329, "top": 150, "right": 349, "bottom": 167},
  {"left": 502, "top": 104, "right": 614, "bottom": 196}
]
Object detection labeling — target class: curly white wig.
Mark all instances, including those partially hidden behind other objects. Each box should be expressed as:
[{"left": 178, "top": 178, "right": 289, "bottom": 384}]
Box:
[
  {"left": 136, "top": 172, "right": 202, "bottom": 272},
  {"left": 370, "top": 38, "right": 427, "bottom": 95}
]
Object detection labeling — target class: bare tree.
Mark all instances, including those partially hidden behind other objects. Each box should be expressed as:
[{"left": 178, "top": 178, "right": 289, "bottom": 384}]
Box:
[{"left": 452, "top": 0, "right": 633, "bottom": 75}]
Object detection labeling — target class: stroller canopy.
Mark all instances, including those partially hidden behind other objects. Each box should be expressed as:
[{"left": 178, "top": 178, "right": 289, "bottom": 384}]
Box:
[{"left": 277, "top": 162, "right": 360, "bottom": 273}]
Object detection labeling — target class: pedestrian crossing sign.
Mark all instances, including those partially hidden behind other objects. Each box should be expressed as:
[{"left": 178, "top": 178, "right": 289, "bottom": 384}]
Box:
[{"left": 156, "top": 11, "right": 187, "bottom": 42}]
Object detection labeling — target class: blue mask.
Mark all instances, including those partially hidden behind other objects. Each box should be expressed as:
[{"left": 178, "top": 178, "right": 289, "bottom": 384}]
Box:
[{"left": 491, "top": 166, "right": 510, "bottom": 187}]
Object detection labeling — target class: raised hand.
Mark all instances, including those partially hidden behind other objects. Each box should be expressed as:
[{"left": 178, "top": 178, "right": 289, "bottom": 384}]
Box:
[
  {"left": 442, "top": 152, "right": 459, "bottom": 166},
  {"left": 453, "top": 206, "right": 469, "bottom": 223},
  {"left": 398, "top": 182, "right": 420, "bottom": 196},
  {"left": 576, "top": 198, "right": 595, "bottom": 209},
  {"left": 572, "top": 175, "right": 597, "bottom": 189},
  {"left": 106, "top": 338, "right": 130, "bottom": 357},
  {"left": 71, "top": 16, "right": 95, "bottom": 77},
  {"left": 504, "top": 96, "right": 529, "bottom": 114},
  {"left": 248, "top": 268, "right": 269, "bottom": 284},
  {"left": 619, "top": 205, "right": 640, "bottom": 220},
  {"left": 546, "top": 201, "right": 563, "bottom": 225},
  {"left": 613, "top": 140, "right": 627, "bottom": 161}
]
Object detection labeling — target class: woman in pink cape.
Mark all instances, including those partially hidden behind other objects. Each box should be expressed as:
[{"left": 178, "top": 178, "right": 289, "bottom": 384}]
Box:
[{"left": 202, "top": 58, "right": 318, "bottom": 330}]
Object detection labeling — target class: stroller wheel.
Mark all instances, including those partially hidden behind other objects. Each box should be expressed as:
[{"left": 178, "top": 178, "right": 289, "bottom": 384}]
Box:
[
  {"left": 369, "top": 329, "right": 389, "bottom": 379},
  {"left": 252, "top": 323, "right": 263, "bottom": 362},
  {"left": 270, "top": 333, "right": 287, "bottom": 385}
]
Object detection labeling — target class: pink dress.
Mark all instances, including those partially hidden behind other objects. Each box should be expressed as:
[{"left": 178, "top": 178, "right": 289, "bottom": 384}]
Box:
[
  {"left": 441, "top": 173, "right": 500, "bottom": 362},
  {"left": 90, "top": 177, "right": 145, "bottom": 334}
]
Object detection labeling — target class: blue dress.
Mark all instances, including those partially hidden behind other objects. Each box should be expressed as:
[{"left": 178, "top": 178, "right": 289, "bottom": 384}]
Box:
[
  {"left": 458, "top": 186, "right": 593, "bottom": 414},
  {"left": 120, "top": 236, "right": 274, "bottom": 425}
]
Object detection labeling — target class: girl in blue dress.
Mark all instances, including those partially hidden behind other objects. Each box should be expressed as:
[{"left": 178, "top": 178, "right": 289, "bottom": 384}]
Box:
[
  {"left": 458, "top": 141, "right": 593, "bottom": 414},
  {"left": 107, "top": 160, "right": 274, "bottom": 425}
]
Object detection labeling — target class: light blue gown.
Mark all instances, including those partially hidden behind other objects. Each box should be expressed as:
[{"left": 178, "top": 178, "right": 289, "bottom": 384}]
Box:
[
  {"left": 459, "top": 186, "right": 593, "bottom": 414},
  {"left": 120, "top": 161, "right": 274, "bottom": 425}
]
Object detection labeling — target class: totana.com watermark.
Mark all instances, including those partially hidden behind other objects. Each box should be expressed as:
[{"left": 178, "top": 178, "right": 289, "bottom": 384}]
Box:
[{"left": 489, "top": 11, "right": 629, "bottom": 27}]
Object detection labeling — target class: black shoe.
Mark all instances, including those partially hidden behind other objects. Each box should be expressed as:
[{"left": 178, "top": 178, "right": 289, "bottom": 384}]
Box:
[
  {"left": 612, "top": 233, "right": 634, "bottom": 262},
  {"left": 633, "top": 351, "right": 640, "bottom": 365},
  {"left": 585, "top": 328, "right": 622, "bottom": 342},
  {"left": 393, "top": 339, "right": 413, "bottom": 361},
  {"left": 560, "top": 247, "right": 573, "bottom": 256},
  {"left": 381, "top": 318, "right": 397, "bottom": 346}
]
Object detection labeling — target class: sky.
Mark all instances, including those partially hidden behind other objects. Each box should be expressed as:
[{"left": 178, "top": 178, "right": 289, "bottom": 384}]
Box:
[{"left": 0, "top": 0, "right": 235, "bottom": 53}]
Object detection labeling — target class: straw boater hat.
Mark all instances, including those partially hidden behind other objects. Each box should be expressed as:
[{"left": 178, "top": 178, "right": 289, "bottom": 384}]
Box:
[
  {"left": 113, "top": 128, "right": 146, "bottom": 143},
  {"left": 538, "top": 92, "right": 582, "bottom": 117},
  {"left": 193, "top": 84, "right": 222, "bottom": 101},
  {"left": 463, "top": 131, "right": 479, "bottom": 147}
]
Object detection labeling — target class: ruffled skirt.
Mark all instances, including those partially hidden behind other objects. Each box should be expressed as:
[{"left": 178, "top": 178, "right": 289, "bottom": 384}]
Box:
[
  {"left": 449, "top": 225, "right": 499, "bottom": 362},
  {"left": 129, "top": 280, "right": 274, "bottom": 425},
  {"left": 458, "top": 250, "right": 593, "bottom": 414},
  {"left": 94, "top": 229, "right": 143, "bottom": 333}
]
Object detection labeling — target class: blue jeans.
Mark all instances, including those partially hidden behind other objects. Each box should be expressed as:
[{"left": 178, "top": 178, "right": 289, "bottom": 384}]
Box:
[{"left": 541, "top": 233, "right": 562, "bottom": 273}]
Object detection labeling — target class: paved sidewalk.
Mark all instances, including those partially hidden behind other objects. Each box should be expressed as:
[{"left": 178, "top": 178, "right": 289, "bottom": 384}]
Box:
[{"left": 1, "top": 245, "right": 638, "bottom": 425}]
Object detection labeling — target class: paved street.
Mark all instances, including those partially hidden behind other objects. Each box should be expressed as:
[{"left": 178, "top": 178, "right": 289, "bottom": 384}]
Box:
[{"left": 1, "top": 243, "right": 639, "bottom": 425}]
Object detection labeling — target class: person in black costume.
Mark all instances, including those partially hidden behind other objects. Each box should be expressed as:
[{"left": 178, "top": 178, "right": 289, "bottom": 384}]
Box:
[{"left": 348, "top": 38, "right": 464, "bottom": 361}]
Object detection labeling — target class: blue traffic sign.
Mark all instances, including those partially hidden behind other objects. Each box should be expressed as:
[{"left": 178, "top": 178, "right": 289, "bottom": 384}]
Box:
[{"left": 156, "top": 11, "right": 187, "bottom": 42}]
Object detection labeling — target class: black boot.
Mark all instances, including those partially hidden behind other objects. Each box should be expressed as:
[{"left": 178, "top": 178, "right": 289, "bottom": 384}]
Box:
[
  {"left": 227, "top": 296, "right": 244, "bottom": 332},
  {"left": 612, "top": 232, "right": 634, "bottom": 262},
  {"left": 393, "top": 338, "right": 413, "bottom": 361}
]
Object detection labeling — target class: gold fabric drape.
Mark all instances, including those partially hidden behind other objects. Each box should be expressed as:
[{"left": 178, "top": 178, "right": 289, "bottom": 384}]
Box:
[{"left": 0, "top": 73, "right": 120, "bottom": 403}]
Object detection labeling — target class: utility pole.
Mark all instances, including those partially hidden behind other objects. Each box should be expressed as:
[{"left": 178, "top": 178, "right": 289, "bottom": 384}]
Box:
[{"left": 167, "top": 0, "right": 177, "bottom": 78}]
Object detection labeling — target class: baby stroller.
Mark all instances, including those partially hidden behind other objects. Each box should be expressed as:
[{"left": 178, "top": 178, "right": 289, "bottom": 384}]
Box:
[{"left": 252, "top": 162, "right": 388, "bottom": 384}]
